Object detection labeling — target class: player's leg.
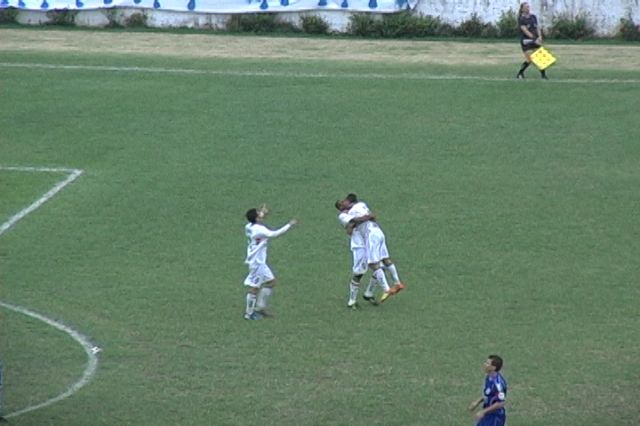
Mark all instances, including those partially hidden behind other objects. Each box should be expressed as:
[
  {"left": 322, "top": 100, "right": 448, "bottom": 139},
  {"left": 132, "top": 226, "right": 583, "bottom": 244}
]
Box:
[
  {"left": 243, "top": 269, "right": 261, "bottom": 320},
  {"left": 255, "top": 265, "right": 276, "bottom": 317},
  {"left": 363, "top": 269, "right": 378, "bottom": 305},
  {"left": 517, "top": 43, "right": 534, "bottom": 79},
  {"left": 347, "top": 274, "right": 363, "bottom": 308},
  {"left": 382, "top": 257, "right": 405, "bottom": 294},
  {"left": 367, "top": 230, "right": 393, "bottom": 302},
  {"left": 348, "top": 248, "right": 368, "bottom": 308}
]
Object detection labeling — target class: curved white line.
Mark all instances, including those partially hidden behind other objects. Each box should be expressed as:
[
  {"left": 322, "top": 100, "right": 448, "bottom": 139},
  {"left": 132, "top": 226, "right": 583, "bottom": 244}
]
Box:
[
  {"left": 0, "top": 302, "right": 100, "bottom": 419},
  {"left": 1, "top": 166, "right": 97, "bottom": 418}
]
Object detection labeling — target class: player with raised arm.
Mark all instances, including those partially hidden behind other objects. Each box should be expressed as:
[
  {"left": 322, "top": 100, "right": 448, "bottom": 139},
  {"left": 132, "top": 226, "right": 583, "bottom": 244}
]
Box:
[{"left": 243, "top": 204, "right": 298, "bottom": 320}]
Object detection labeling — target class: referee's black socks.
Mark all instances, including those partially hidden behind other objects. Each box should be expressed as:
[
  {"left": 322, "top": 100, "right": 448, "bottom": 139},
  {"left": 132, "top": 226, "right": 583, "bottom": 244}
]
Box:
[{"left": 517, "top": 61, "right": 530, "bottom": 77}]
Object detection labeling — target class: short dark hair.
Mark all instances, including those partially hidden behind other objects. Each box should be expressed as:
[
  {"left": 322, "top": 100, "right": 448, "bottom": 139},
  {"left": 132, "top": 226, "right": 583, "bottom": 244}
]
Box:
[
  {"left": 346, "top": 193, "right": 358, "bottom": 203},
  {"left": 335, "top": 200, "right": 343, "bottom": 210},
  {"left": 246, "top": 208, "right": 259, "bottom": 223},
  {"left": 488, "top": 355, "right": 503, "bottom": 372}
]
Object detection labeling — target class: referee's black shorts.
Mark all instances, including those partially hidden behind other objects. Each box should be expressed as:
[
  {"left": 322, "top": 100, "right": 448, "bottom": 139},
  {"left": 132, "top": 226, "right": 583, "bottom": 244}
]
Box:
[{"left": 520, "top": 39, "right": 541, "bottom": 52}]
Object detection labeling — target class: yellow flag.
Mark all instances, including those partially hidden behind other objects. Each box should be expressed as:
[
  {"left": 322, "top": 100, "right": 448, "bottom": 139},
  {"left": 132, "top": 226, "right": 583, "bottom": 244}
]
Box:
[{"left": 530, "top": 47, "right": 557, "bottom": 71}]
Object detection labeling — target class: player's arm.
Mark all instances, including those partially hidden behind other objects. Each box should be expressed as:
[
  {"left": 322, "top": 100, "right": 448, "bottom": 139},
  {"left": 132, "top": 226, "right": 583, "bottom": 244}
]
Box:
[
  {"left": 468, "top": 397, "right": 483, "bottom": 411},
  {"left": 474, "top": 401, "right": 506, "bottom": 420},
  {"left": 253, "top": 221, "right": 297, "bottom": 239},
  {"left": 345, "top": 222, "right": 355, "bottom": 235},
  {"left": 350, "top": 213, "right": 376, "bottom": 224},
  {"left": 520, "top": 24, "right": 536, "bottom": 39},
  {"left": 258, "top": 204, "right": 269, "bottom": 219}
]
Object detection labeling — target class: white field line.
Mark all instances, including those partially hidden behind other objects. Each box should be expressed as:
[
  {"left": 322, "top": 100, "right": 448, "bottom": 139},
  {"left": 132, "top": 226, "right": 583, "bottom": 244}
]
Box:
[
  {"left": 0, "top": 302, "right": 100, "bottom": 420},
  {"left": 0, "top": 166, "right": 83, "bottom": 237},
  {"left": 0, "top": 166, "right": 98, "bottom": 419},
  {"left": 0, "top": 61, "right": 639, "bottom": 84}
]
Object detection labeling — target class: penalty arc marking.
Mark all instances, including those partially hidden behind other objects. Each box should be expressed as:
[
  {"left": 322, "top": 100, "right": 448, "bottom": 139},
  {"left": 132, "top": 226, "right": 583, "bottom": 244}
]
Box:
[
  {"left": 0, "top": 166, "right": 98, "bottom": 419},
  {"left": 0, "top": 302, "right": 99, "bottom": 419}
]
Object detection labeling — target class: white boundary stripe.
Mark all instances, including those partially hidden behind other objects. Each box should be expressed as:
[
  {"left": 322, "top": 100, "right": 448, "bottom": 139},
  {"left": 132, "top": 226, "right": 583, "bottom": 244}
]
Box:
[
  {"left": 1, "top": 165, "right": 97, "bottom": 419},
  {"left": 0, "top": 166, "right": 84, "bottom": 237},
  {"left": 0, "top": 61, "right": 639, "bottom": 84},
  {"left": 0, "top": 301, "right": 100, "bottom": 419}
]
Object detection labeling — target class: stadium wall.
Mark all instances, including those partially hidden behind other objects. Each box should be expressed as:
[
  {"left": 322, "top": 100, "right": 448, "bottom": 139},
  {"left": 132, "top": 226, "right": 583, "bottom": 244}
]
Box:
[{"left": 10, "top": 0, "right": 640, "bottom": 36}]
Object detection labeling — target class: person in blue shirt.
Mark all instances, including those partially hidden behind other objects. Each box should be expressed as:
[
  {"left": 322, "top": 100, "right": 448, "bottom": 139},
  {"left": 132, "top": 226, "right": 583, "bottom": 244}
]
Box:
[{"left": 468, "top": 355, "right": 507, "bottom": 426}]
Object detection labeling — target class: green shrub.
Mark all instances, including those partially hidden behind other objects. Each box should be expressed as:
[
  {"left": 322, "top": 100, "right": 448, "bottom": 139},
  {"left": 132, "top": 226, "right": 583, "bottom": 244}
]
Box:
[
  {"left": 350, "top": 12, "right": 458, "bottom": 38},
  {"left": 46, "top": 9, "right": 77, "bottom": 26},
  {"left": 480, "top": 23, "right": 499, "bottom": 38},
  {"left": 618, "top": 15, "right": 640, "bottom": 41},
  {"left": 0, "top": 6, "right": 19, "bottom": 24},
  {"left": 301, "top": 14, "right": 329, "bottom": 35},
  {"left": 379, "top": 11, "right": 422, "bottom": 37},
  {"left": 549, "top": 12, "right": 595, "bottom": 39},
  {"left": 103, "top": 9, "right": 123, "bottom": 28},
  {"left": 395, "top": 13, "right": 452, "bottom": 37},
  {"left": 457, "top": 13, "right": 497, "bottom": 38},
  {"left": 432, "top": 19, "right": 456, "bottom": 37},
  {"left": 227, "top": 13, "right": 298, "bottom": 33},
  {"left": 125, "top": 12, "right": 147, "bottom": 28},
  {"left": 347, "top": 13, "right": 383, "bottom": 37},
  {"left": 496, "top": 8, "right": 519, "bottom": 38}
]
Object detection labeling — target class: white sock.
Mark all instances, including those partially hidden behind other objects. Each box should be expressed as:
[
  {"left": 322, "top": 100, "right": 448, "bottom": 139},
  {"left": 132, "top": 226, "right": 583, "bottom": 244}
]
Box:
[
  {"left": 385, "top": 263, "right": 401, "bottom": 284},
  {"left": 349, "top": 280, "right": 359, "bottom": 303},
  {"left": 246, "top": 293, "right": 257, "bottom": 315},
  {"left": 257, "top": 287, "right": 272, "bottom": 310},
  {"left": 364, "top": 278, "right": 376, "bottom": 297},
  {"left": 374, "top": 269, "right": 390, "bottom": 292}
]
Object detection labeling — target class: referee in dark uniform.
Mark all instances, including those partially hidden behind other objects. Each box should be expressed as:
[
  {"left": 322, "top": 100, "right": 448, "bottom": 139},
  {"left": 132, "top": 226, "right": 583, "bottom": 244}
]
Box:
[{"left": 517, "top": 2, "right": 548, "bottom": 79}]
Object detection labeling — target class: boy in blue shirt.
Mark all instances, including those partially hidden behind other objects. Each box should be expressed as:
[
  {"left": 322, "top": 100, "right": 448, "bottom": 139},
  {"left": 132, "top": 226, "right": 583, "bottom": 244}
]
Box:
[{"left": 469, "top": 355, "right": 507, "bottom": 426}]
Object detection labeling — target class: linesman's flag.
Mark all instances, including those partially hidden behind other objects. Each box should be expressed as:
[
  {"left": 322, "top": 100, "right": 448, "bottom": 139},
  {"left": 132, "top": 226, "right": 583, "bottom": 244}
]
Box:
[{"left": 530, "top": 47, "right": 557, "bottom": 71}]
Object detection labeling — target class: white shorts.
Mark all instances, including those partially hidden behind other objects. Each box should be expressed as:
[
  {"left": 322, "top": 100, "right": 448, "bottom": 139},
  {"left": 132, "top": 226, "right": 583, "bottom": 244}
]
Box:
[
  {"left": 351, "top": 247, "right": 368, "bottom": 275},
  {"left": 366, "top": 228, "right": 389, "bottom": 264},
  {"left": 244, "top": 264, "right": 275, "bottom": 288}
]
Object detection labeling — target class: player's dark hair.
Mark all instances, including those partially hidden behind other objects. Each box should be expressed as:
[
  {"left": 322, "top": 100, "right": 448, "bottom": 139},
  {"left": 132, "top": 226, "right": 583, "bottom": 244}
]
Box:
[
  {"left": 346, "top": 193, "right": 358, "bottom": 203},
  {"left": 246, "top": 208, "right": 259, "bottom": 223},
  {"left": 335, "top": 200, "right": 343, "bottom": 210},
  {"left": 488, "top": 355, "right": 503, "bottom": 371},
  {"left": 518, "top": 2, "right": 528, "bottom": 16}
]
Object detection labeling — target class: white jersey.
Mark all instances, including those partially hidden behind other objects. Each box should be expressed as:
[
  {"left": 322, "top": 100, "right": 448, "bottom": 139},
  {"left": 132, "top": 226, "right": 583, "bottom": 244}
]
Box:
[
  {"left": 338, "top": 211, "right": 365, "bottom": 249},
  {"left": 244, "top": 222, "right": 292, "bottom": 268},
  {"left": 348, "top": 201, "right": 381, "bottom": 241},
  {"left": 348, "top": 201, "right": 389, "bottom": 264}
]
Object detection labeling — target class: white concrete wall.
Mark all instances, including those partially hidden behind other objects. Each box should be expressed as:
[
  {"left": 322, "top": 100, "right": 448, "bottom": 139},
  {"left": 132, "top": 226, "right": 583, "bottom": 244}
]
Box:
[
  {"left": 415, "top": 0, "right": 640, "bottom": 34},
  {"left": 12, "top": 0, "right": 640, "bottom": 35}
]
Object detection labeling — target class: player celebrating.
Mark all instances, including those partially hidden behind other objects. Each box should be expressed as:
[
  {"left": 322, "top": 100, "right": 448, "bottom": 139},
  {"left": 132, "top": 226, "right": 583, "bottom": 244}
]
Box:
[
  {"left": 468, "top": 355, "right": 508, "bottom": 426},
  {"left": 335, "top": 199, "right": 370, "bottom": 308},
  {"left": 243, "top": 204, "right": 298, "bottom": 320},
  {"left": 340, "top": 194, "right": 405, "bottom": 305}
]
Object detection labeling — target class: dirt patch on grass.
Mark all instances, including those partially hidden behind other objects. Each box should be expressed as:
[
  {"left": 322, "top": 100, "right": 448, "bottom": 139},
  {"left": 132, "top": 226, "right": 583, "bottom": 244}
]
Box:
[{"left": 2, "top": 29, "right": 640, "bottom": 70}]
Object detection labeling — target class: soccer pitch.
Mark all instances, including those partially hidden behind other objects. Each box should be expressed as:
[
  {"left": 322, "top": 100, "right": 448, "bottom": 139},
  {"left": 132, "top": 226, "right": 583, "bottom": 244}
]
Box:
[{"left": 1, "top": 29, "right": 639, "bottom": 425}]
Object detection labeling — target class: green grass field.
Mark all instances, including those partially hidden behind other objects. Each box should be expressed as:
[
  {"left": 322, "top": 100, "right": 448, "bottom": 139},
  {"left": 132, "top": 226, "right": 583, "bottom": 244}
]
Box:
[{"left": 1, "top": 29, "right": 639, "bottom": 425}]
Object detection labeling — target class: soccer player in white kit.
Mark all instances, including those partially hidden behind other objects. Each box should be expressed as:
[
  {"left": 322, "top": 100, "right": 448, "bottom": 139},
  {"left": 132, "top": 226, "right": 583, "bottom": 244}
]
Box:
[
  {"left": 337, "top": 194, "right": 405, "bottom": 306},
  {"left": 243, "top": 205, "right": 298, "bottom": 320},
  {"left": 336, "top": 200, "right": 370, "bottom": 308}
]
